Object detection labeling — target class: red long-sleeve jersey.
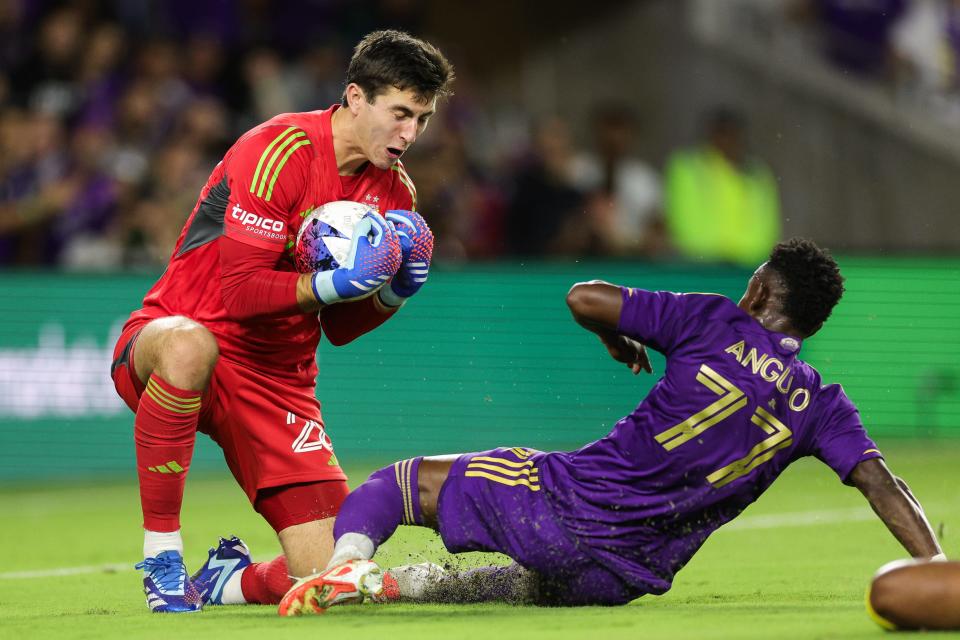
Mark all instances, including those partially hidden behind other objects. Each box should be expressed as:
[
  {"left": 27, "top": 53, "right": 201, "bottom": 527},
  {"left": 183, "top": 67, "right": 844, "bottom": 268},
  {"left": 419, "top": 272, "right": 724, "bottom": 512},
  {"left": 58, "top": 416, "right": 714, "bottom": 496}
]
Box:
[{"left": 125, "top": 105, "right": 417, "bottom": 386}]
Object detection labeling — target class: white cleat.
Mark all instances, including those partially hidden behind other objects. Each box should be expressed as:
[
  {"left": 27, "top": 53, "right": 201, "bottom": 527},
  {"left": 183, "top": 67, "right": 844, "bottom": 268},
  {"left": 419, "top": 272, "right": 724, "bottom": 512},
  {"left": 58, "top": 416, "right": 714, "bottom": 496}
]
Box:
[
  {"left": 278, "top": 560, "right": 383, "bottom": 616},
  {"left": 375, "top": 562, "right": 448, "bottom": 603}
]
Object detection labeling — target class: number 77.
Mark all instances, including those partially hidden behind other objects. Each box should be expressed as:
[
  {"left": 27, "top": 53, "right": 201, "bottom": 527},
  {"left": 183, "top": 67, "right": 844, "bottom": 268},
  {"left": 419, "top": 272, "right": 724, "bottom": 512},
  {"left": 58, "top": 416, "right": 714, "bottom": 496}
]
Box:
[{"left": 654, "top": 364, "right": 793, "bottom": 488}]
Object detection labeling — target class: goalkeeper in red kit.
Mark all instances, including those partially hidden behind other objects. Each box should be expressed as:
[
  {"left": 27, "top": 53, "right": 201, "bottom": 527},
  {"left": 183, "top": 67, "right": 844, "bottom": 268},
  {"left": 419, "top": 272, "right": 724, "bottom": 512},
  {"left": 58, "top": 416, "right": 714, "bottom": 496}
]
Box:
[{"left": 109, "top": 31, "right": 454, "bottom": 613}]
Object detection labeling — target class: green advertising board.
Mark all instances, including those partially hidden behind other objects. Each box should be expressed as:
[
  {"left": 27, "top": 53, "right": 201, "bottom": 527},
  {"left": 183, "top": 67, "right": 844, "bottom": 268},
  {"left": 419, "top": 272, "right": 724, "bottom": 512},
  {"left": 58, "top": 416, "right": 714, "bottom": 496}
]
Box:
[{"left": 0, "top": 259, "right": 957, "bottom": 482}]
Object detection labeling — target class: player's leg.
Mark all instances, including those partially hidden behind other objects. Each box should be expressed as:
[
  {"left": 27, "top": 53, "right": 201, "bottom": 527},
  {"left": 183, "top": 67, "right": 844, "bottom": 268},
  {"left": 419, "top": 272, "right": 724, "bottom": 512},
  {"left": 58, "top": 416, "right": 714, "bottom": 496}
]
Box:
[
  {"left": 192, "top": 360, "right": 352, "bottom": 607},
  {"left": 406, "top": 561, "right": 636, "bottom": 606},
  {"left": 200, "top": 520, "right": 335, "bottom": 607},
  {"left": 868, "top": 559, "right": 960, "bottom": 630},
  {"left": 193, "top": 480, "right": 349, "bottom": 606},
  {"left": 328, "top": 455, "right": 456, "bottom": 564},
  {"left": 113, "top": 315, "right": 218, "bottom": 613},
  {"left": 278, "top": 455, "right": 456, "bottom": 615},
  {"left": 397, "top": 562, "right": 538, "bottom": 604},
  {"left": 131, "top": 317, "right": 218, "bottom": 544},
  {"left": 391, "top": 447, "right": 638, "bottom": 607}
]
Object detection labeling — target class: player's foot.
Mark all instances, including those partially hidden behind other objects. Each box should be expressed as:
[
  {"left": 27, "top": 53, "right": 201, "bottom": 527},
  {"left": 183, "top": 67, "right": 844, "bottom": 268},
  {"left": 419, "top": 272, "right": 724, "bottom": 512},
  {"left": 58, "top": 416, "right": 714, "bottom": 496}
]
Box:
[
  {"left": 374, "top": 562, "right": 447, "bottom": 603},
  {"left": 278, "top": 560, "right": 383, "bottom": 616},
  {"left": 135, "top": 550, "right": 203, "bottom": 613},
  {"left": 191, "top": 536, "right": 252, "bottom": 605}
]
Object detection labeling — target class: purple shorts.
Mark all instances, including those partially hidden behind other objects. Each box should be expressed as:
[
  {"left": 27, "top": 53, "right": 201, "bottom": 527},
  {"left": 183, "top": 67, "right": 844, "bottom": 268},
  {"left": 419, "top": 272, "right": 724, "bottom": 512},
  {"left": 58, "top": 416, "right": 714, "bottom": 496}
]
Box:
[{"left": 436, "top": 447, "right": 641, "bottom": 606}]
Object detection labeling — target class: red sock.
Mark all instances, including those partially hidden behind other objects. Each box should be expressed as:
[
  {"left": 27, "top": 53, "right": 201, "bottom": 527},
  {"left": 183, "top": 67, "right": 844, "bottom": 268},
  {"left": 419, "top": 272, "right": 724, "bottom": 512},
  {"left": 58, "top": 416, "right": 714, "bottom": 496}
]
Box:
[
  {"left": 241, "top": 555, "right": 292, "bottom": 604},
  {"left": 135, "top": 374, "right": 201, "bottom": 532}
]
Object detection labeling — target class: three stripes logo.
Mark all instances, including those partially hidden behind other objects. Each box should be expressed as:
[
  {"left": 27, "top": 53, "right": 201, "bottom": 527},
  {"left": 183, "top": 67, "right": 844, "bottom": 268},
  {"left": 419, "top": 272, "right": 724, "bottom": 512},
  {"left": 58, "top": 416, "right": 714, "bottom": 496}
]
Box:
[
  {"left": 465, "top": 453, "right": 540, "bottom": 491},
  {"left": 394, "top": 459, "right": 417, "bottom": 525},
  {"left": 148, "top": 460, "right": 184, "bottom": 474},
  {"left": 250, "top": 126, "right": 312, "bottom": 202}
]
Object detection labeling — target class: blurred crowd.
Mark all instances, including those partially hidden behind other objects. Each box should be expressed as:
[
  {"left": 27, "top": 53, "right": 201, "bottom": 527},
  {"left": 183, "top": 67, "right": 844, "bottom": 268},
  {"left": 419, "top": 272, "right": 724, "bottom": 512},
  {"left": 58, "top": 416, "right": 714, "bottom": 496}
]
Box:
[
  {"left": 0, "top": 0, "right": 787, "bottom": 270},
  {"left": 3, "top": 0, "right": 955, "bottom": 271},
  {"left": 744, "top": 0, "right": 960, "bottom": 112}
]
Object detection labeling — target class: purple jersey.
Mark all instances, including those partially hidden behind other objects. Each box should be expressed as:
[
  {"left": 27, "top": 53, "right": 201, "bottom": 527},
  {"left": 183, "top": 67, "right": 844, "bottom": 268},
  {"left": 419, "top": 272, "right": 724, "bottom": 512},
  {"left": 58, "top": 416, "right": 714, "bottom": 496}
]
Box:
[{"left": 540, "top": 289, "right": 882, "bottom": 594}]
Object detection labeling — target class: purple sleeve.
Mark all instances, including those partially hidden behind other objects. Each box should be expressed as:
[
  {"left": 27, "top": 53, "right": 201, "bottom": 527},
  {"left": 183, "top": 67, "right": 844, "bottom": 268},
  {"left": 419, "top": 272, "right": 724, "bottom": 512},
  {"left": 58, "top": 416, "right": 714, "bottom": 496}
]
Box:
[
  {"left": 811, "top": 384, "right": 883, "bottom": 485},
  {"left": 616, "top": 288, "right": 695, "bottom": 354}
]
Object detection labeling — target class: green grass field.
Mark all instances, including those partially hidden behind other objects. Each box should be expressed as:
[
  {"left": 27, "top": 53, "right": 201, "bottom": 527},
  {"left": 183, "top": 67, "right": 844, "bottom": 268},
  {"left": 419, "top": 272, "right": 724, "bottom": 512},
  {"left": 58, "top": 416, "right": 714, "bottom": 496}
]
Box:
[{"left": 2, "top": 441, "right": 960, "bottom": 639}]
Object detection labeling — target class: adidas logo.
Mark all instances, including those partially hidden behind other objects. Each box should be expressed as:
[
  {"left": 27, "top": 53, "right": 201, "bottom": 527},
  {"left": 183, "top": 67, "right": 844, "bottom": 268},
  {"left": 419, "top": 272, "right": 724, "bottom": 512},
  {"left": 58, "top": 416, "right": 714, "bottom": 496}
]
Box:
[{"left": 147, "top": 460, "right": 185, "bottom": 474}]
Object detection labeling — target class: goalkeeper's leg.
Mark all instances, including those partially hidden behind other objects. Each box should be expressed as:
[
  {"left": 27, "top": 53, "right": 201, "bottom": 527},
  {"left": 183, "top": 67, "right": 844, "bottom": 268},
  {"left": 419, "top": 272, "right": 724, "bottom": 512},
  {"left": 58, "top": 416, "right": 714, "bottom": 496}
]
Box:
[
  {"left": 196, "top": 480, "right": 349, "bottom": 605},
  {"left": 278, "top": 456, "right": 455, "bottom": 615},
  {"left": 115, "top": 317, "right": 218, "bottom": 613}
]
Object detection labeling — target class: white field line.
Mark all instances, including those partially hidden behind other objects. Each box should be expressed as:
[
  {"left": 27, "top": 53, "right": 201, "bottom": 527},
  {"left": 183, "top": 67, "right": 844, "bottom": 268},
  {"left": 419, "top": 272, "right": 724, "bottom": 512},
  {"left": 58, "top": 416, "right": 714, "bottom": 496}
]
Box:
[
  {"left": 0, "top": 563, "right": 131, "bottom": 579},
  {"left": 0, "top": 507, "right": 884, "bottom": 580},
  {"left": 725, "top": 506, "right": 875, "bottom": 531}
]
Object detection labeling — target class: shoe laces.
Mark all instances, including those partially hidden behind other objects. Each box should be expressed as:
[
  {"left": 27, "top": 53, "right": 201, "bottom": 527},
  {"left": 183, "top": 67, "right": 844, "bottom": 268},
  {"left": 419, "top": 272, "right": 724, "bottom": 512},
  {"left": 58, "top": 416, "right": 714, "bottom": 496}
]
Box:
[{"left": 135, "top": 554, "right": 186, "bottom": 593}]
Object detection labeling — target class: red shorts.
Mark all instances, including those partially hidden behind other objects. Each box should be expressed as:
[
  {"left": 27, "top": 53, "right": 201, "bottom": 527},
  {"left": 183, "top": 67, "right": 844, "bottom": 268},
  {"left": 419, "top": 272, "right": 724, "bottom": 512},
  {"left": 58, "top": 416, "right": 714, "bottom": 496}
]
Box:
[{"left": 111, "top": 318, "right": 348, "bottom": 509}]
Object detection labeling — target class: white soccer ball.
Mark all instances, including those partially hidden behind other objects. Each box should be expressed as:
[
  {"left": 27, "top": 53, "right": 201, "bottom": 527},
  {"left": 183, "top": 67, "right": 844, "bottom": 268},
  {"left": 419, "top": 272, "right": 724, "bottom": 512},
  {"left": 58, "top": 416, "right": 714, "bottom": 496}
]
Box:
[{"left": 294, "top": 200, "right": 375, "bottom": 274}]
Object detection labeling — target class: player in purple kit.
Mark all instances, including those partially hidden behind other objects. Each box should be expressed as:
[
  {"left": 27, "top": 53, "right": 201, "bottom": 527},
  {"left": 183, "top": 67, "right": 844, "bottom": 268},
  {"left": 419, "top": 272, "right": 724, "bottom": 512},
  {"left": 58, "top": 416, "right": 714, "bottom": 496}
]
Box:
[{"left": 278, "top": 238, "right": 944, "bottom": 615}]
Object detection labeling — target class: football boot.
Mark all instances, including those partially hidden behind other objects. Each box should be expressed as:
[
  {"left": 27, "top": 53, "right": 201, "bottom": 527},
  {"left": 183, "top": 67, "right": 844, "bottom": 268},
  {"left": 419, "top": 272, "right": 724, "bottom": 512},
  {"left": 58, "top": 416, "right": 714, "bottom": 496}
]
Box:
[
  {"left": 135, "top": 550, "right": 202, "bottom": 613},
  {"left": 190, "top": 536, "right": 252, "bottom": 605}
]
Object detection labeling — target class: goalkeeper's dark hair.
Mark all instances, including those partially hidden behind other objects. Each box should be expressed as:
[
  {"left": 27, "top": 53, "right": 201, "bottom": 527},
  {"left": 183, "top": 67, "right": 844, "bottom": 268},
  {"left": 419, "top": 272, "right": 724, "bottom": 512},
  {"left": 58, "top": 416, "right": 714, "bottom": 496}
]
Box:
[
  {"left": 342, "top": 30, "right": 454, "bottom": 106},
  {"left": 766, "top": 237, "right": 845, "bottom": 337}
]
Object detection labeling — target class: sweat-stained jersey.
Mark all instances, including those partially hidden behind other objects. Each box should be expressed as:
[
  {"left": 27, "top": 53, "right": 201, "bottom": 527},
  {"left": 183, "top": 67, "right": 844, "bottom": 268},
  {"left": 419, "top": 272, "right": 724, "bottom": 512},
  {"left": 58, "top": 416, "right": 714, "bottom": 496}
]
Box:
[
  {"left": 125, "top": 105, "right": 417, "bottom": 386},
  {"left": 538, "top": 289, "right": 882, "bottom": 594}
]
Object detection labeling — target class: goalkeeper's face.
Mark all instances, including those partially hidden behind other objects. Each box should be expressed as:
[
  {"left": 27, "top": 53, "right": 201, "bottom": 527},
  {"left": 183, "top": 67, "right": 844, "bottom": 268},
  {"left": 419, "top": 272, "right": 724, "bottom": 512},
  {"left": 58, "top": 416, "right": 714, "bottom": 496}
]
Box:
[{"left": 354, "top": 86, "right": 437, "bottom": 170}]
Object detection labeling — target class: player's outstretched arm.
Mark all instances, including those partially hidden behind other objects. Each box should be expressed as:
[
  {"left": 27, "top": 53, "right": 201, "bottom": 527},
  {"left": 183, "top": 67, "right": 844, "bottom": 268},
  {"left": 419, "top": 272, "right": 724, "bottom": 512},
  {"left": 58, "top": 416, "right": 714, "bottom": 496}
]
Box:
[
  {"left": 849, "top": 458, "right": 942, "bottom": 558},
  {"left": 868, "top": 559, "right": 960, "bottom": 630},
  {"left": 567, "top": 281, "right": 652, "bottom": 374}
]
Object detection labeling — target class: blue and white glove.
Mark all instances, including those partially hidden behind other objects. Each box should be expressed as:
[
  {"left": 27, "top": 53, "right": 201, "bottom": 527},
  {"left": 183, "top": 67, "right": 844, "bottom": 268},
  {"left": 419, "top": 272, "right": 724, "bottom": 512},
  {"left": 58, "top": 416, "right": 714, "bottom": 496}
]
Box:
[
  {"left": 311, "top": 211, "right": 402, "bottom": 305},
  {"left": 377, "top": 210, "right": 434, "bottom": 308}
]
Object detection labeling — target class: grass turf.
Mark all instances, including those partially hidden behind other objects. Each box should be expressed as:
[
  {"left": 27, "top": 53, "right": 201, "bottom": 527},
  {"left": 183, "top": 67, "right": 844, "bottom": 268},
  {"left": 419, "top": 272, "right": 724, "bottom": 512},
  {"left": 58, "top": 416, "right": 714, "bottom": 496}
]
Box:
[{"left": 2, "top": 441, "right": 960, "bottom": 639}]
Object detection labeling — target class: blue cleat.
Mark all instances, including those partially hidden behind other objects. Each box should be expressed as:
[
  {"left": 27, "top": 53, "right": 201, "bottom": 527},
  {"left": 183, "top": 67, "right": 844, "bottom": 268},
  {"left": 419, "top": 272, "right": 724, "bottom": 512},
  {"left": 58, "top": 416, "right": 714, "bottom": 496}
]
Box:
[
  {"left": 191, "top": 536, "right": 252, "bottom": 605},
  {"left": 135, "top": 550, "right": 202, "bottom": 613}
]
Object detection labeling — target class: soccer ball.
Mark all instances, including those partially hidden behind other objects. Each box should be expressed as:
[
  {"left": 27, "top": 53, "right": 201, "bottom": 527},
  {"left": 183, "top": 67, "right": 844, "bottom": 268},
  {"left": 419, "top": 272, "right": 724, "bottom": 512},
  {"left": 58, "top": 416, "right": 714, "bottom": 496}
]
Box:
[{"left": 294, "top": 200, "right": 375, "bottom": 274}]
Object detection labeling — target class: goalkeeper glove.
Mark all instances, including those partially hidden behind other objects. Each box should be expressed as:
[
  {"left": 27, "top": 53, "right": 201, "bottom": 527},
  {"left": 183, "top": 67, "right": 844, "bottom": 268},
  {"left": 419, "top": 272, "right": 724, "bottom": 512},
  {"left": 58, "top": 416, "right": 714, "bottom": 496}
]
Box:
[
  {"left": 311, "top": 211, "right": 401, "bottom": 305},
  {"left": 378, "top": 210, "right": 434, "bottom": 308}
]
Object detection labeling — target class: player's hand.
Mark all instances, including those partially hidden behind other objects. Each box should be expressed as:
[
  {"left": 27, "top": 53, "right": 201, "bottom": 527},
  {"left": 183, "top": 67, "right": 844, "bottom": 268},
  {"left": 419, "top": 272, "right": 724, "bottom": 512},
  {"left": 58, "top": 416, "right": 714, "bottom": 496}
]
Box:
[
  {"left": 602, "top": 334, "right": 652, "bottom": 375},
  {"left": 377, "top": 210, "right": 434, "bottom": 308},
  {"left": 311, "top": 211, "right": 402, "bottom": 305}
]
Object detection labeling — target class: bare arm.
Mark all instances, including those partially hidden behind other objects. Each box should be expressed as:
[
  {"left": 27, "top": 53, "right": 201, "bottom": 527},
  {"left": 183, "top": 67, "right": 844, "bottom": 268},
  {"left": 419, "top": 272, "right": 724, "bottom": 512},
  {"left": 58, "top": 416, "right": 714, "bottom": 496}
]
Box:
[
  {"left": 566, "top": 281, "right": 651, "bottom": 374},
  {"left": 849, "top": 458, "right": 941, "bottom": 557},
  {"left": 565, "top": 280, "right": 623, "bottom": 332},
  {"left": 868, "top": 560, "right": 960, "bottom": 630}
]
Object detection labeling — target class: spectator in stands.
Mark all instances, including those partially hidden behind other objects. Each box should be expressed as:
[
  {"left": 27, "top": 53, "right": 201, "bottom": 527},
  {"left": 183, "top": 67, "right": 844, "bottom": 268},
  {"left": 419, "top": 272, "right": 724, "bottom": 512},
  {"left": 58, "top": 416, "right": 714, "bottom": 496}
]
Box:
[
  {"left": 664, "top": 106, "right": 781, "bottom": 266},
  {"left": 9, "top": 6, "right": 85, "bottom": 119},
  {"left": 794, "top": 0, "right": 908, "bottom": 79},
  {"left": 504, "top": 115, "right": 585, "bottom": 256},
  {"left": 0, "top": 111, "right": 71, "bottom": 265},
  {"left": 892, "top": 0, "right": 960, "bottom": 96},
  {"left": 570, "top": 103, "right": 665, "bottom": 257}
]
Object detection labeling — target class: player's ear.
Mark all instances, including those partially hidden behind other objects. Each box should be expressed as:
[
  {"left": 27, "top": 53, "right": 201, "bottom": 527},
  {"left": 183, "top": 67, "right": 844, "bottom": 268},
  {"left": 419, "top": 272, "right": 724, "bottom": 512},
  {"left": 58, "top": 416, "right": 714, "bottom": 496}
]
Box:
[
  {"left": 345, "top": 84, "right": 365, "bottom": 115},
  {"left": 747, "top": 276, "right": 770, "bottom": 314}
]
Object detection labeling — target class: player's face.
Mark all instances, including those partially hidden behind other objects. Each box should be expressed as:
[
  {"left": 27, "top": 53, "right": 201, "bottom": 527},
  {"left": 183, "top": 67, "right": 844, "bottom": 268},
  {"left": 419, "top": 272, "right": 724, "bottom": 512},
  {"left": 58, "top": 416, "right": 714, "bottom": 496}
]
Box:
[{"left": 354, "top": 86, "right": 437, "bottom": 169}]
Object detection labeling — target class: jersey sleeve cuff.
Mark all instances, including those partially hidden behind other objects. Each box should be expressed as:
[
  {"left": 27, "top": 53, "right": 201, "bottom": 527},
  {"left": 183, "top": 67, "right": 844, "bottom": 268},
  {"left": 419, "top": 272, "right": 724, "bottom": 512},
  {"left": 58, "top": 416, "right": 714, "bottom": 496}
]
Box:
[
  {"left": 312, "top": 271, "right": 339, "bottom": 304},
  {"left": 377, "top": 286, "right": 407, "bottom": 308}
]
